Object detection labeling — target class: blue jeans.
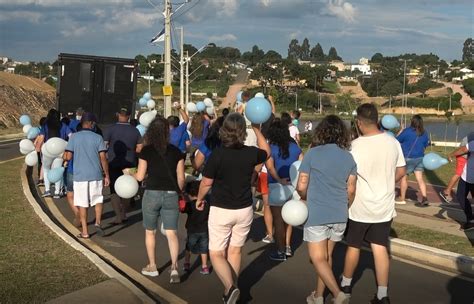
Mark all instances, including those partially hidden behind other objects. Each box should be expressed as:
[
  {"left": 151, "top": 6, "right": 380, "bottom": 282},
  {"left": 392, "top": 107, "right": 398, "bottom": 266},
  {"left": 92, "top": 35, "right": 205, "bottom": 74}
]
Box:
[{"left": 142, "top": 190, "right": 179, "bottom": 230}]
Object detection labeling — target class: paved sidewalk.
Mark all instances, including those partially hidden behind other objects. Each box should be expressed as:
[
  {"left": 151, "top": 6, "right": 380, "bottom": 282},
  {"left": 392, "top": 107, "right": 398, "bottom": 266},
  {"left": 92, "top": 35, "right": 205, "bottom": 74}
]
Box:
[{"left": 47, "top": 279, "right": 143, "bottom": 304}]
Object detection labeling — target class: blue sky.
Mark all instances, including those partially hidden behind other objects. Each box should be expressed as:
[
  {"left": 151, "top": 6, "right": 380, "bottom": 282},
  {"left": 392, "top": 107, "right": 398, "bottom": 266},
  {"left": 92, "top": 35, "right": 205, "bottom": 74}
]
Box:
[{"left": 0, "top": 0, "right": 472, "bottom": 63}]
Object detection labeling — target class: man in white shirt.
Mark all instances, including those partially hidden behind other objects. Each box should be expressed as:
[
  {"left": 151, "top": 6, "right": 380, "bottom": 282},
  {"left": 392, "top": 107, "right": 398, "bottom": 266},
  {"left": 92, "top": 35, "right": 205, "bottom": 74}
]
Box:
[{"left": 341, "top": 104, "right": 406, "bottom": 304}]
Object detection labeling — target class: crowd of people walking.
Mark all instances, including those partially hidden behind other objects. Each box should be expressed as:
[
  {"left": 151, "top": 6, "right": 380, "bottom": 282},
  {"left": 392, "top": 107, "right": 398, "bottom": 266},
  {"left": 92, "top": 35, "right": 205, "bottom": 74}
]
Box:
[{"left": 30, "top": 93, "right": 473, "bottom": 304}]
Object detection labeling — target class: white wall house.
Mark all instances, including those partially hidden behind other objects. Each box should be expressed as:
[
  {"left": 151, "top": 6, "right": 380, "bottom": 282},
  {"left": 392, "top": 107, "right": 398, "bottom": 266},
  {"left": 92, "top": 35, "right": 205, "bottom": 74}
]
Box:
[{"left": 351, "top": 64, "right": 372, "bottom": 75}]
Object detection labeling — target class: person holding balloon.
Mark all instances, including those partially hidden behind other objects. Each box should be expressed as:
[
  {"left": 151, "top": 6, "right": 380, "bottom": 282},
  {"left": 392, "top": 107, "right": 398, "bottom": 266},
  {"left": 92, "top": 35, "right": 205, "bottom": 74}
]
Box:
[
  {"left": 396, "top": 115, "right": 430, "bottom": 207},
  {"left": 123, "top": 116, "right": 185, "bottom": 283},
  {"left": 296, "top": 115, "right": 356, "bottom": 304},
  {"left": 195, "top": 113, "right": 270, "bottom": 304},
  {"left": 265, "top": 119, "right": 302, "bottom": 261},
  {"left": 168, "top": 103, "right": 190, "bottom": 155},
  {"left": 104, "top": 107, "right": 143, "bottom": 225},
  {"left": 37, "top": 109, "right": 72, "bottom": 198},
  {"left": 193, "top": 116, "right": 224, "bottom": 172},
  {"left": 189, "top": 112, "right": 210, "bottom": 173},
  {"left": 448, "top": 137, "right": 474, "bottom": 231}
]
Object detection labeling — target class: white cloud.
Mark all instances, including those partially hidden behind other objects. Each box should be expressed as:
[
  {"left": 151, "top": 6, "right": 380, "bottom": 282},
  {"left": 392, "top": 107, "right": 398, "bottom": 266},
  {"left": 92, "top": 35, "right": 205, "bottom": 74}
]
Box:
[
  {"left": 375, "top": 26, "right": 453, "bottom": 40},
  {"left": 208, "top": 33, "right": 237, "bottom": 41},
  {"left": 260, "top": 0, "right": 271, "bottom": 7},
  {"left": 103, "top": 10, "right": 161, "bottom": 33},
  {"left": 60, "top": 26, "right": 87, "bottom": 37},
  {"left": 0, "top": 11, "right": 41, "bottom": 23},
  {"left": 0, "top": 0, "right": 132, "bottom": 6},
  {"left": 322, "top": 0, "right": 356, "bottom": 23}
]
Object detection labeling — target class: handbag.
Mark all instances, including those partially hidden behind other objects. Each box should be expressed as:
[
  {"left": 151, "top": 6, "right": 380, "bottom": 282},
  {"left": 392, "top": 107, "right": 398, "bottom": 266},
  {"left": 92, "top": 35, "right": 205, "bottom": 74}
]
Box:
[{"left": 160, "top": 151, "right": 186, "bottom": 212}]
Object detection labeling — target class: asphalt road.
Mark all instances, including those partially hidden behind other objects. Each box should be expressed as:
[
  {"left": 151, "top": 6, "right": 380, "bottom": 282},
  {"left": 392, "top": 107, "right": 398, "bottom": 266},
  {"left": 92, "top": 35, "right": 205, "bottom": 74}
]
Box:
[
  {"left": 43, "top": 187, "right": 474, "bottom": 304},
  {"left": 0, "top": 138, "right": 22, "bottom": 162}
]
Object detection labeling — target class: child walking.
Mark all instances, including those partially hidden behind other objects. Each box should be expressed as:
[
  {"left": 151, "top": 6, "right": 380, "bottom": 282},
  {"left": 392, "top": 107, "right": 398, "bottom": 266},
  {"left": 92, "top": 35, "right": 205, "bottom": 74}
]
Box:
[{"left": 183, "top": 181, "right": 211, "bottom": 274}]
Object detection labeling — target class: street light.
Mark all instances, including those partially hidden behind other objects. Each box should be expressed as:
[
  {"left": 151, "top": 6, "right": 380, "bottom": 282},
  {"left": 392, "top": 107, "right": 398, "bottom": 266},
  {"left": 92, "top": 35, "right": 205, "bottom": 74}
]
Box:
[
  {"left": 184, "top": 44, "right": 214, "bottom": 107},
  {"left": 399, "top": 59, "right": 412, "bottom": 127}
]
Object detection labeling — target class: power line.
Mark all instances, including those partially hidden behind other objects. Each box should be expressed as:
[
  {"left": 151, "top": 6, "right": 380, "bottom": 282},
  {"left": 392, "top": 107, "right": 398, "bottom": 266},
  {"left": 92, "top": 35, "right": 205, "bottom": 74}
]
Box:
[{"left": 172, "top": 0, "right": 201, "bottom": 21}]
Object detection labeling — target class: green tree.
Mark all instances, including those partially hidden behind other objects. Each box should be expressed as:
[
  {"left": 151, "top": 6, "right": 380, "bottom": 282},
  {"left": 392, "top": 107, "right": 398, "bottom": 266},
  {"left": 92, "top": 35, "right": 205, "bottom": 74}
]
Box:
[
  {"left": 462, "top": 38, "right": 473, "bottom": 62},
  {"left": 371, "top": 53, "right": 384, "bottom": 63},
  {"left": 301, "top": 38, "right": 310, "bottom": 60},
  {"left": 135, "top": 55, "right": 148, "bottom": 74},
  {"left": 288, "top": 39, "right": 300, "bottom": 60},
  {"left": 310, "top": 43, "right": 325, "bottom": 61},
  {"left": 327, "top": 47, "right": 342, "bottom": 61},
  {"left": 263, "top": 50, "right": 282, "bottom": 63},
  {"left": 380, "top": 80, "right": 403, "bottom": 97}
]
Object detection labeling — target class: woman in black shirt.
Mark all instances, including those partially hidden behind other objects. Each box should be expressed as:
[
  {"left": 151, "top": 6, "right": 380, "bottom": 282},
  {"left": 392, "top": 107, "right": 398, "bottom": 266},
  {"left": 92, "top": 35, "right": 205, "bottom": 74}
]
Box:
[
  {"left": 125, "top": 116, "right": 185, "bottom": 283},
  {"left": 196, "top": 113, "right": 270, "bottom": 303}
]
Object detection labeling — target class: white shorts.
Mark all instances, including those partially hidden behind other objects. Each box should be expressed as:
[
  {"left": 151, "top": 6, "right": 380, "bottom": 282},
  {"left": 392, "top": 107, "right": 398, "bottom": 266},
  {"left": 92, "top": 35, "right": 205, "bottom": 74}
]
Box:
[
  {"left": 303, "top": 223, "right": 347, "bottom": 243},
  {"left": 73, "top": 180, "right": 104, "bottom": 208}
]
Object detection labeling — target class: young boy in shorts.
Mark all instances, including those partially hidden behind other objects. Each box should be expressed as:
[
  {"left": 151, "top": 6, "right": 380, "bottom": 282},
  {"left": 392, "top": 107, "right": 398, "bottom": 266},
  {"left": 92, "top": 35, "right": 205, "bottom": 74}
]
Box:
[{"left": 183, "top": 181, "right": 210, "bottom": 274}]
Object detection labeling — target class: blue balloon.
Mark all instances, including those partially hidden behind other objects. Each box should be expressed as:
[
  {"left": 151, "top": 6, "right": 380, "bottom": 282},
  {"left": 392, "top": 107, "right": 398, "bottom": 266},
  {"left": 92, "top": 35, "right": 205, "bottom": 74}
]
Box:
[
  {"left": 385, "top": 131, "right": 395, "bottom": 137},
  {"left": 381, "top": 115, "right": 400, "bottom": 130},
  {"left": 139, "top": 97, "right": 148, "bottom": 107},
  {"left": 19, "top": 115, "right": 31, "bottom": 126},
  {"left": 269, "top": 183, "right": 295, "bottom": 205},
  {"left": 143, "top": 92, "right": 152, "bottom": 100},
  {"left": 236, "top": 91, "right": 243, "bottom": 102},
  {"left": 423, "top": 153, "right": 448, "bottom": 171},
  {"left": 47, "top": 167, "right": 65, "bottom": 183},
  {"left": 245, "top": 97, "right": 272, "bottom": 124},
  {"left": 136, "top": 124, "right": 147, "bottom": 136},
  {"left": 196, "top": 101, "right": 206, "bottom": 112},
  {"left": 27, "top": 127, "right": 40, "bottom": 140}
]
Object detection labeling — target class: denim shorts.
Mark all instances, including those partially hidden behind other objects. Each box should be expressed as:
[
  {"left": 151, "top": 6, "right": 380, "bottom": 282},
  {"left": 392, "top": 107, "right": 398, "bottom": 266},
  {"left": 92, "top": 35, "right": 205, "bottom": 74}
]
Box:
[
  {"left": 66, "top": 172, "right": 74, "bottom": 192},
  {"left": 142, "top": 190, "right": 179, "bottom": 231},
  {"left": 186, "top": 232, "right": 209, "bottom": 254},
  {"left": 303, "top": 223, "right": 347, "bottom": 243},
  {"left": 406, "top": 157, "right": 424, "bottom": 174}
]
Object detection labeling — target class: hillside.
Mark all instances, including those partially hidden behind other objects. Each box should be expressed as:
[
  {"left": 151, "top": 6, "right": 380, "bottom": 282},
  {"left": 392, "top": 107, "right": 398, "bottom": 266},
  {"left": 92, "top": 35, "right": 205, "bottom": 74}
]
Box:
[{"left": 0, "top": 72, "right": 55, "bottom": 128}]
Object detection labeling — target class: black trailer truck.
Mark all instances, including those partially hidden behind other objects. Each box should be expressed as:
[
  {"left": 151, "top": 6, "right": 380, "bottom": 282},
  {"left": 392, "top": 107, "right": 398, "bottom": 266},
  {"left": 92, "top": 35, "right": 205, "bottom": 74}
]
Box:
[{"left": 57, "top": 53, "right": 137, "bottom": 124}]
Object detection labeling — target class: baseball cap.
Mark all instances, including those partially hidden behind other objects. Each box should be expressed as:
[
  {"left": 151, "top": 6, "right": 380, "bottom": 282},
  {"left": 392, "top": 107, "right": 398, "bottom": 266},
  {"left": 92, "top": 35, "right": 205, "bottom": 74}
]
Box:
[
  {"left": 80, "top": 112, "right": 97, "bottom": 123},
  {"left": 76, "top": 107, "right": 84, "bottom": 114},
  {"left": 118, "top": 107, "right": 131, "bottom": 116}
]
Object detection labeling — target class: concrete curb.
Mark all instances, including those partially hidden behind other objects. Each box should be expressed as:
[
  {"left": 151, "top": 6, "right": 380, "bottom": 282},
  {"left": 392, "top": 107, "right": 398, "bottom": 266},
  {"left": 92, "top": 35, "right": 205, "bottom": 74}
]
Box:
[
  {"left": 20, "top": 165, "right": 156, "bottom": 304},
  {"left": 0, "top": 132, "right": 24, "bottom": 141},
  {"left": 389, "top": 238, "right": 474, "bottom": 277}
]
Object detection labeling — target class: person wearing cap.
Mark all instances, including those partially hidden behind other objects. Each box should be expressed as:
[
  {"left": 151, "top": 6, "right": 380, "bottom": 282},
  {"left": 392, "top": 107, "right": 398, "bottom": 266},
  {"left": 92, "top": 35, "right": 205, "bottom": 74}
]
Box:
[
  {"left": 64, "top": 112, "right": 110, "bottom": 238},
  {"left": 104, "top": 107, "right": 143, "bottom": 224},
  {"left": 69, "top": 107, "right": 84, "bottom": 132}
]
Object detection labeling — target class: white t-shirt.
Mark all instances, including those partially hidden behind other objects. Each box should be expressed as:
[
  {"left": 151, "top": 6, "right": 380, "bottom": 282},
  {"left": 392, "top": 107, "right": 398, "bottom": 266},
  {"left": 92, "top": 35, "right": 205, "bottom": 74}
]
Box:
[
  {"left": 349, "top": 133, "right": 406, "bottom": 223},
  {"left": 289, "top": 125, "right": 299, "bottom": 141},
  {"left": 462, "top": 142, "right": 473, "bottom": 183}
]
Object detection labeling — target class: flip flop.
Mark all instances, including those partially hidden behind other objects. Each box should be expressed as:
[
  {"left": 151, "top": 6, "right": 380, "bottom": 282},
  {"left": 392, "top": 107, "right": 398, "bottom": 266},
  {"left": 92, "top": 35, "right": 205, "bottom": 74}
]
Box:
[{"left": 77, "top": 233, "right": 90, "bottom": 239}]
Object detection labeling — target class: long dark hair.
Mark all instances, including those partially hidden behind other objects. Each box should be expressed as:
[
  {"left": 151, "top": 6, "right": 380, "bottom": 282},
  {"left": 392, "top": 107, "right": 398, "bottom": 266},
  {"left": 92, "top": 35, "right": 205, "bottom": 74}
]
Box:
[
  {"left": 311, "top": 115, "right": 351, "bottom": 150},
  {"left": 280, "top": 112, "right": 292, "bottom": 126},
  {"left": 45, "top": 109, "right": 61, "bottom": 138},
  {"left": 410, "top": 115, "right": 425, "bottom": 136},
  {"left": 144, "top": 115, "right": 169, "bottom": 154},
  {"left": 267, "top": 118, "right": 292, "bottom": 159},
  {"left": 190, "top": 113, "right": 205, "bottom": 138},
  {"left": 204, "top": 116, "right": 224, "bottom": 151}
]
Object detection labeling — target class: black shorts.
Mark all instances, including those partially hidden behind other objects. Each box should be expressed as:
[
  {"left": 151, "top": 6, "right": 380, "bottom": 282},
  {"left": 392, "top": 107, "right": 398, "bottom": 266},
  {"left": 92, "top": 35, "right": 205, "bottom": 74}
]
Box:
[
  {"left": 186, "top": 232, "right": 209, "bottom": 254},
  {"left": 109, "top": 166, "right": 125, "bottom": 195},
  {"left": 345, "top": 219, "right": 392, "bottom": 248}
]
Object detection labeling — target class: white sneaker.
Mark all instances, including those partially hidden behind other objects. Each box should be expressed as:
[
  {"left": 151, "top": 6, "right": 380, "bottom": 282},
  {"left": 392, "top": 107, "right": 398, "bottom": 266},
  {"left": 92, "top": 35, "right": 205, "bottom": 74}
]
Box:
[
  {"left": 141, "top": 265, "right": 159, "bottom": 277},
  {"left": 170, "top": 269, "right": 180, "bottom": 283},
  {"left": 306, "top": 291, "right": 324, "bottom": 304},
  {"left": 333, "top": 291, "right": 350, "bottom": 304},
  {"left": 395, "top": 199, "right": 406, "bottom": 205}
]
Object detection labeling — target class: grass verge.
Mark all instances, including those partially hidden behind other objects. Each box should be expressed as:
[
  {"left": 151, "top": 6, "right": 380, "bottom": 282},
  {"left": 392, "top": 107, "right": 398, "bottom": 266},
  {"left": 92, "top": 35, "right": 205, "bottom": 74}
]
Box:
[
  {"left": 391, "top": 222, "right": 474, "bottom": 256},
  {"left": 0, "top": 159, "right": 107, "bottom": 303}
]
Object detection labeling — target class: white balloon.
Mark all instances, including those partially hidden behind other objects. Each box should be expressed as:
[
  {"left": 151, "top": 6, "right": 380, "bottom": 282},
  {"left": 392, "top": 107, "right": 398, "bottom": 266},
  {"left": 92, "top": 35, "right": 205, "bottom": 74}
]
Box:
[
  {"left": 147, "top": 99, "right": 156, "bottom": 110},
  {"left": 206, "top": 106, "right": 215, "bottom": 116},
  {"left": 203, "top": 98, "right": 213, "bottom": 107},
  {"left": 268, "top": 183, "right": 295, "bottom": 205},
  {"left": 52, "top": 157, "right": 64, "bottom": 169},
  {"left": 186, "top": 102, "right": 197, "bottom": 113},
  {"left": 139, "top": 111, "right": 156, "bottom": 128},
  {"left": 45, "top": 138, "right": 67, "bottom": 156},
  {"left": 25, "top": 151, "right": 38, "bottom": 166},
  {"left": 23, "top": 124, "right": 32, "bottom": 134},
  {"left": 289, "top": 160, "right": 302, "bottom": 187},
  {"left": 282, "top": 199, "right": 308, "bottom": 226},
  {"left": 114, "top": 175, "right": 139, "bottom": 199},
  {"left": 255, "top": 92, "right": 265, "bottom": 98},
  {"left": 20, "top": 148, "right": 30, "bottom": 155},
  {"left": 41, "top": 143, "right": 56, "bottom": 159},
  {"left": 19, "top": 139, "right": 35, "bottom": 154}
]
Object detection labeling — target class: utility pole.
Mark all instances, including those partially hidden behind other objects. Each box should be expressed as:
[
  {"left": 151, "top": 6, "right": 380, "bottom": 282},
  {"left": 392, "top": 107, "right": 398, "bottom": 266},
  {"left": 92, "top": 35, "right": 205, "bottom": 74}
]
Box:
[
  {"left": 179, "top": 26, "right": 184, "bottom": 109},
  {"left": 148, "top": 70, "right": 151, "bottom": 93},
  {"left": 319, "top": 92, "right": 322, "bottom": 114},
  {"left": 185, "top": 51, "right": 189, "bottom": 106},
  {"left": 401, "top": 59, "right": 407, "bottom": 127},
  {"left": 163, "top": 0, "right": 172, "bottom": 117}
]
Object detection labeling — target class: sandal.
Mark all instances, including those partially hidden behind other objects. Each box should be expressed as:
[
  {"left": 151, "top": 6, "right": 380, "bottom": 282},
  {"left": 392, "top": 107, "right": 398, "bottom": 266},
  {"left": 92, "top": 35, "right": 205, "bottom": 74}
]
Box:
[{"left": 77, "top": 233, "right": 90, "bottom": 239}]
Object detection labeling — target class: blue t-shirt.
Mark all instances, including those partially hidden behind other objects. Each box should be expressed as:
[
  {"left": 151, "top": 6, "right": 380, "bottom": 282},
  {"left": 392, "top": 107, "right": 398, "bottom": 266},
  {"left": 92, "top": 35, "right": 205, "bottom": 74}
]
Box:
[
  {"left": 178, "top": 131, "right": 190, "bottom": 153},
  {"left": 191, "top": 120, "right": 210, "bottom": 148},
  {"left": 465, "top": 141, "right": 474, "bottom": 183},
  {"left": 104, "top": 123, "right": 142, "bottom": 168},
  {"left": 396, "top": 127, "right": 429, "bottom": 158},
  {"left": 65, "top": 130, "right": 107, "bottom": 182},
  {"left": 268, "top": 142, "right": 302, "bottom": 183},
  {"left": 69, "top": 119, "right": 80, "bottom": 132},
  {"left": 299, "top": 144, "right": 357, "bottom": 226},
  {"left": 169, "top": 123, "right": 188, "bottom": 152},
  {"left": 198, "top": 142, "right": 213, "bottom": 163},
  {"left": 40, "top": 123, "right": 71, "bottom": 141}
]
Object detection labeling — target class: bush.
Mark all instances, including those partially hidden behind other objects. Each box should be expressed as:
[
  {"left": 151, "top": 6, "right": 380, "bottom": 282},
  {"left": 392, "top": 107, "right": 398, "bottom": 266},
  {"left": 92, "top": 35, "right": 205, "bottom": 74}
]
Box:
[
  {"left": 339, "top": 81, "right": 357, "bottom": 86},
  {"left": 462, "top": 78, "right": 474, "bottom": 98},
  {"left": 390, "top": 96, "right": 461, "bottom": 111}
]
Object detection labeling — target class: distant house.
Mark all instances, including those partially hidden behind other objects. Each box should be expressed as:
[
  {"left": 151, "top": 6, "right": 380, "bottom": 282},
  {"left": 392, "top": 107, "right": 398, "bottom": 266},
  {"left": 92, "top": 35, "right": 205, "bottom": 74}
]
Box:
[
  {"left": 297, "top": 60, "right": 316, "bottom": 68},
  {"left": 460, "top": 67, "right": 473, "bottom": 74},
  {"left": 359, "top": 57, "right": 369, "bottom": 65},
  {"left": 329, "top": 60, "right": 345, "bottom": 71},
  {"left": 230, "top": 62, "right": 247, "bottom": 69},
  {"left": 351, "top": 64, "right": 371, "bottom": 75},
  {"left": 0, "top": 56, "right": 9, "bottom": 64},
  {"left": 407, "top": 68, "right": 422, "bottom": 84},
  {"left": 6, "top": 67, "right": 15, "bottom": 73}
]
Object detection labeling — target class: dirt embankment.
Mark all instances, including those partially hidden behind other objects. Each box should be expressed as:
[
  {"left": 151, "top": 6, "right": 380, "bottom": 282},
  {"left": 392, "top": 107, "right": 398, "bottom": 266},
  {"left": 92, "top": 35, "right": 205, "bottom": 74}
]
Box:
[{"left": 0, "top": 72, "right": 55, "bottom": 128}]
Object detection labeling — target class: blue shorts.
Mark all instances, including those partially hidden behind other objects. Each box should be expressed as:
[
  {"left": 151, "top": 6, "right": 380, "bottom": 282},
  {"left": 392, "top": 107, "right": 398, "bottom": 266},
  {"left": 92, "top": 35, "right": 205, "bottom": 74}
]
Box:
[
  {"left": 406, "top": 157, "right": 424, "bottom": 174},
  {"left": 66, "top": 172, "right": 74, "bottom": 192},
  {"left": 186, "top": 232, "right": 209, "bottom": 254},
  {"left": 142, "top": 190, "right": 179, "bottom": 231}
]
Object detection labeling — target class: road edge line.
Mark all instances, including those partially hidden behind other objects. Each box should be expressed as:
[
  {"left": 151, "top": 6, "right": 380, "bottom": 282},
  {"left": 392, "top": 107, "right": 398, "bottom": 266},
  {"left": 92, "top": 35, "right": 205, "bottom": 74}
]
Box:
[{"left": 20, "top": 164, "right": 156, "bottom": 304}]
